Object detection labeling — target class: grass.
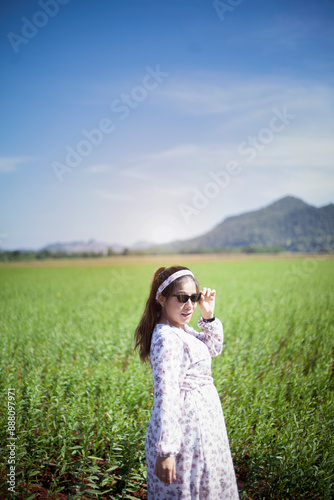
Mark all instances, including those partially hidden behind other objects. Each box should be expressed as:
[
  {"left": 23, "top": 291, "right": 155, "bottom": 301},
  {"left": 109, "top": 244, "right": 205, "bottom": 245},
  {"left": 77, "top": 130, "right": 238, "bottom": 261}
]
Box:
[{"left": 0, "top": 257, "right": 333, "bottom": 499}]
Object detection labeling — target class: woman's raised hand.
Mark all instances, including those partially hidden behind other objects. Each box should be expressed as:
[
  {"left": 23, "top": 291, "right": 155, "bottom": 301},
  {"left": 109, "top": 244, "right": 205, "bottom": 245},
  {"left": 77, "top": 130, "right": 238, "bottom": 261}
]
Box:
[
  {"left": 199, "top": 287, "right": 216, "bottom": 320},
  {"left": 154, "top": 456, "right": 176, "bottom": 484}
]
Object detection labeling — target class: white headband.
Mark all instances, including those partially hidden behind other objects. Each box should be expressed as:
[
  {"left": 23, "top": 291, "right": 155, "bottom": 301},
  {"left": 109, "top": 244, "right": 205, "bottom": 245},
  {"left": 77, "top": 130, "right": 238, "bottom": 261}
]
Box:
[{"left": 155, "top": 270, "right": 195, "bottom": 302}]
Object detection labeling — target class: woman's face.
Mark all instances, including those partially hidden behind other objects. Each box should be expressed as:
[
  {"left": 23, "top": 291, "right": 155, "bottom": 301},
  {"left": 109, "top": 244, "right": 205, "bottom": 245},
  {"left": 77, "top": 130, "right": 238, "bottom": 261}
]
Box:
[{"left": 158, "top": 278, "right": 198, "bottom": 329}]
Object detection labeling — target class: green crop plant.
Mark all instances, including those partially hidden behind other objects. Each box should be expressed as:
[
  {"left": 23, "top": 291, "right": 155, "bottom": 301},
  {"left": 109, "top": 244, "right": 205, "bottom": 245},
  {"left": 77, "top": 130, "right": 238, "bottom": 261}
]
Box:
[{"left": 0, "top": 258, "right": 333, "bottom": 499}]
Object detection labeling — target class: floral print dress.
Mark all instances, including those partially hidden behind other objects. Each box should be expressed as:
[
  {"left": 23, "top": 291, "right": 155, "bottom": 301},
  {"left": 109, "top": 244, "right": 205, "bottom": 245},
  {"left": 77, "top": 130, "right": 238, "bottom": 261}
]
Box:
[{"left": 145, "top": 317, "right": 239, "bottom": 499}]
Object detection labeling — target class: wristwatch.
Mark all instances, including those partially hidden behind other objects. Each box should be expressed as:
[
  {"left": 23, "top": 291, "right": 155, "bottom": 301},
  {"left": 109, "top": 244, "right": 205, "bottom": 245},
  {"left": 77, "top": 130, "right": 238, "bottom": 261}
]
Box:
[{"left": 203, "top": 315, "right": 215, "bottom": 322}]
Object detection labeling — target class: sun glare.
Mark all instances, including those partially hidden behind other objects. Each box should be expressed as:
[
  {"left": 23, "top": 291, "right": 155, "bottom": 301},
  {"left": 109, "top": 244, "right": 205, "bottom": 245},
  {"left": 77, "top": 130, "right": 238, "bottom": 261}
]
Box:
[{"left": 151, "top": 224, "right": 176, "bottom": 244}]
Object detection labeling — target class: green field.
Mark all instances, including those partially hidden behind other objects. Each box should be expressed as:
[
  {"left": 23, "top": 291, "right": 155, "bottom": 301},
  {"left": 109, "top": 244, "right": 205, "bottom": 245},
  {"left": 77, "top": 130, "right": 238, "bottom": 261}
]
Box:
[{"left": 0, "top": 258, "right": 333, "bottom": 499}]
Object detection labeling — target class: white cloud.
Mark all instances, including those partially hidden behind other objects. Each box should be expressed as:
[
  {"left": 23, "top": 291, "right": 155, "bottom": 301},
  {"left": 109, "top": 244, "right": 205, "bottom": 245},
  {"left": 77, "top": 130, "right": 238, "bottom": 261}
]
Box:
[
  {"left": 126, "top": 130, "right": 334, "bottom": 219},
  {"left": 157, "top": 74, "right": 334, "bottom": 135},
  {"left": 86, "top": 164, "right": 112, "bottom": 174},
  {"left": 229, "top": 18, "right": 315, "bottom": 51},
  {"left": 120, "top": 168, "right": 152, "bottom": 181},
  {"left": 149, "top": 144, "right": 202, "bottom": 160},
  {"left": 248, "top": 135, "right": 334, "bottom": 170},
  {"left": 0, "top": 157, "right": 34, "bottom": 173},
  {"left": 94, "top": 189, "right": 135, "bottom": 202},
  {"left": 144, "top": 73, "right": 334, "bottom": 193}
]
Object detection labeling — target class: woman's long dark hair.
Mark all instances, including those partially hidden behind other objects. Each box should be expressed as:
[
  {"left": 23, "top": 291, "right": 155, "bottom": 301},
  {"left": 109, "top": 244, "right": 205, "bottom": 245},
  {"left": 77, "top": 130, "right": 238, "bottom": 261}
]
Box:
[{"left": 134, "top": 265, "right": 199, "bottom": 363}]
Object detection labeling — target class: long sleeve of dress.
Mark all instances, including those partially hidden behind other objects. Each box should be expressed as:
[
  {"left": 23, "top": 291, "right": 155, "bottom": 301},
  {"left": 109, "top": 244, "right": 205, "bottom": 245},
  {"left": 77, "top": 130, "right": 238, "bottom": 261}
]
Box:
[
  {"left": 193, "top": 317, "right": 224, "bottom": 357},
  {"left": 149, "top": 327, "right": 188, "bottom": 457}
]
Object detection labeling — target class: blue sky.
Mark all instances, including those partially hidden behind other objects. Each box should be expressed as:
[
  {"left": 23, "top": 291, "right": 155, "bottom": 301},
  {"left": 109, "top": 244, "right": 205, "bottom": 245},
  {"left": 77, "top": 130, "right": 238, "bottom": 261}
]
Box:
[{"left": 1, "top": 0, "right": 334, "bottom": 250}]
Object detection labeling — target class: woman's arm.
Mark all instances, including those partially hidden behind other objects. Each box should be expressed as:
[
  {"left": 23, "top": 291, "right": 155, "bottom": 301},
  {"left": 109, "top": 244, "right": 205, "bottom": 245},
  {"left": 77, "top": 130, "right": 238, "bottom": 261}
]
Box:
[
  {"left": 150, "top": 328, "right": 187, "bottom": 455},
  {"left": 197, "top": 316, "right": 224, "bottom": 357},
  {"left": 150, "top": 328, "right": 188, "bottom": 484},
  {"left": 196, "top": 286, "right": 224, "bottom": 356}
]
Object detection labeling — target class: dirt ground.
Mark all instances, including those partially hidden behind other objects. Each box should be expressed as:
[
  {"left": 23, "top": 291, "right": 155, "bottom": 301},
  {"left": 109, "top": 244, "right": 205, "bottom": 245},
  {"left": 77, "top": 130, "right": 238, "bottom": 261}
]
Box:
[{"left": 0, "top": 252, "right": 332, "bottom": 267}]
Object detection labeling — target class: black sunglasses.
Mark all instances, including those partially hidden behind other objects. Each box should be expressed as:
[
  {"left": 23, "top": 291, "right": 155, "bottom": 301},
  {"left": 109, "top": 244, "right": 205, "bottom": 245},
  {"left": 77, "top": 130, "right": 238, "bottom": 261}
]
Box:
[{"left": 173, "top": 293, "right": 202, "bottom": 303}]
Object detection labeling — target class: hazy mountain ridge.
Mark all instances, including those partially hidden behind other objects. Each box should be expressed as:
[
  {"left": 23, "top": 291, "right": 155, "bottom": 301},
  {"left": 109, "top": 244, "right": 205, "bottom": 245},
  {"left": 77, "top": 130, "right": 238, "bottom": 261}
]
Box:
[
  {"left": 160, "top": 196, "right": 334, "bottom": 252},
  {"left": 41, "top": 239, "right": 153, "bottom": 254},
  {"left": 22, "top": 196, "right": 333, "bottom": 255},
  {"left": 43, "top": 239, "right": 124, "bottom": 255}
]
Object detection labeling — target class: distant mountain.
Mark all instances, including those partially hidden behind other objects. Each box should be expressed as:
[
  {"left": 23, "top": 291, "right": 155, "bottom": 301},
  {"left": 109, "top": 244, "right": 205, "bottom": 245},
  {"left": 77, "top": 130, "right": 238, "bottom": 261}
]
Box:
[
  {"left": 129, "top": 240, "right": 153, "bottom": 250},
  {"left": 161, "top": 196, "right": 334, "bottom": 252},
  {"left": 41, "top": 239, "right": 154, "bottom": 254},
  {"left": 33, "top": 196, "right": 334, "bottom": 255},
  {"left": 42, "top": 239, "right": 124, "bottom": 255}
]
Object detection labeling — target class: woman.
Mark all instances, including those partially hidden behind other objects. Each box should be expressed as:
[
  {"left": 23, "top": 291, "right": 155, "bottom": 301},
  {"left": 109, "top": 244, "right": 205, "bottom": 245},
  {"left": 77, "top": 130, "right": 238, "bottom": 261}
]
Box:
[{"left": 135, "top": 265, "right": 239, "bottom": 499}]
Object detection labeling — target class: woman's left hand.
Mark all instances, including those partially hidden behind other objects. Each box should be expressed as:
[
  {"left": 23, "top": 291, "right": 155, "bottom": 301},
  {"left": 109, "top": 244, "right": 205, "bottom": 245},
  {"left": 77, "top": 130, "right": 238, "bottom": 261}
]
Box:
[
  {"left": 199, "top": 287, "right": 216, "bottom": 319},
  {"left": 154, "top": 456, "right": 176, "bottom": 484}
]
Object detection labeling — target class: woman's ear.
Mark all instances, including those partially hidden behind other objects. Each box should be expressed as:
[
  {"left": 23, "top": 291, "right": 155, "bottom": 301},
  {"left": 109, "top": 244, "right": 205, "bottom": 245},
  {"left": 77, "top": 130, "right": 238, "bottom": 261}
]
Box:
[{"left": 157, "top": 294, "right": 165, "bottom": 308}]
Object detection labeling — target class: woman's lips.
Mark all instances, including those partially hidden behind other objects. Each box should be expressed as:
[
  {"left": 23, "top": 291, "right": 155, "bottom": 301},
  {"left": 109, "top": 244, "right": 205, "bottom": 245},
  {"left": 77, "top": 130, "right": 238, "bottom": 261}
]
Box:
[{"left": 182, "top": 311, "right": 192, "bottom": 318}]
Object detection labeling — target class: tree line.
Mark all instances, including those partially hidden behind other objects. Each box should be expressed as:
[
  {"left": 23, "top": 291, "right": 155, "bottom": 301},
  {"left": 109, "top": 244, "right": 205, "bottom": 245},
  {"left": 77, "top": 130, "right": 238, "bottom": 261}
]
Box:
[{"left": 0, "top": 245, "right": 296, "bottom": 262}]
